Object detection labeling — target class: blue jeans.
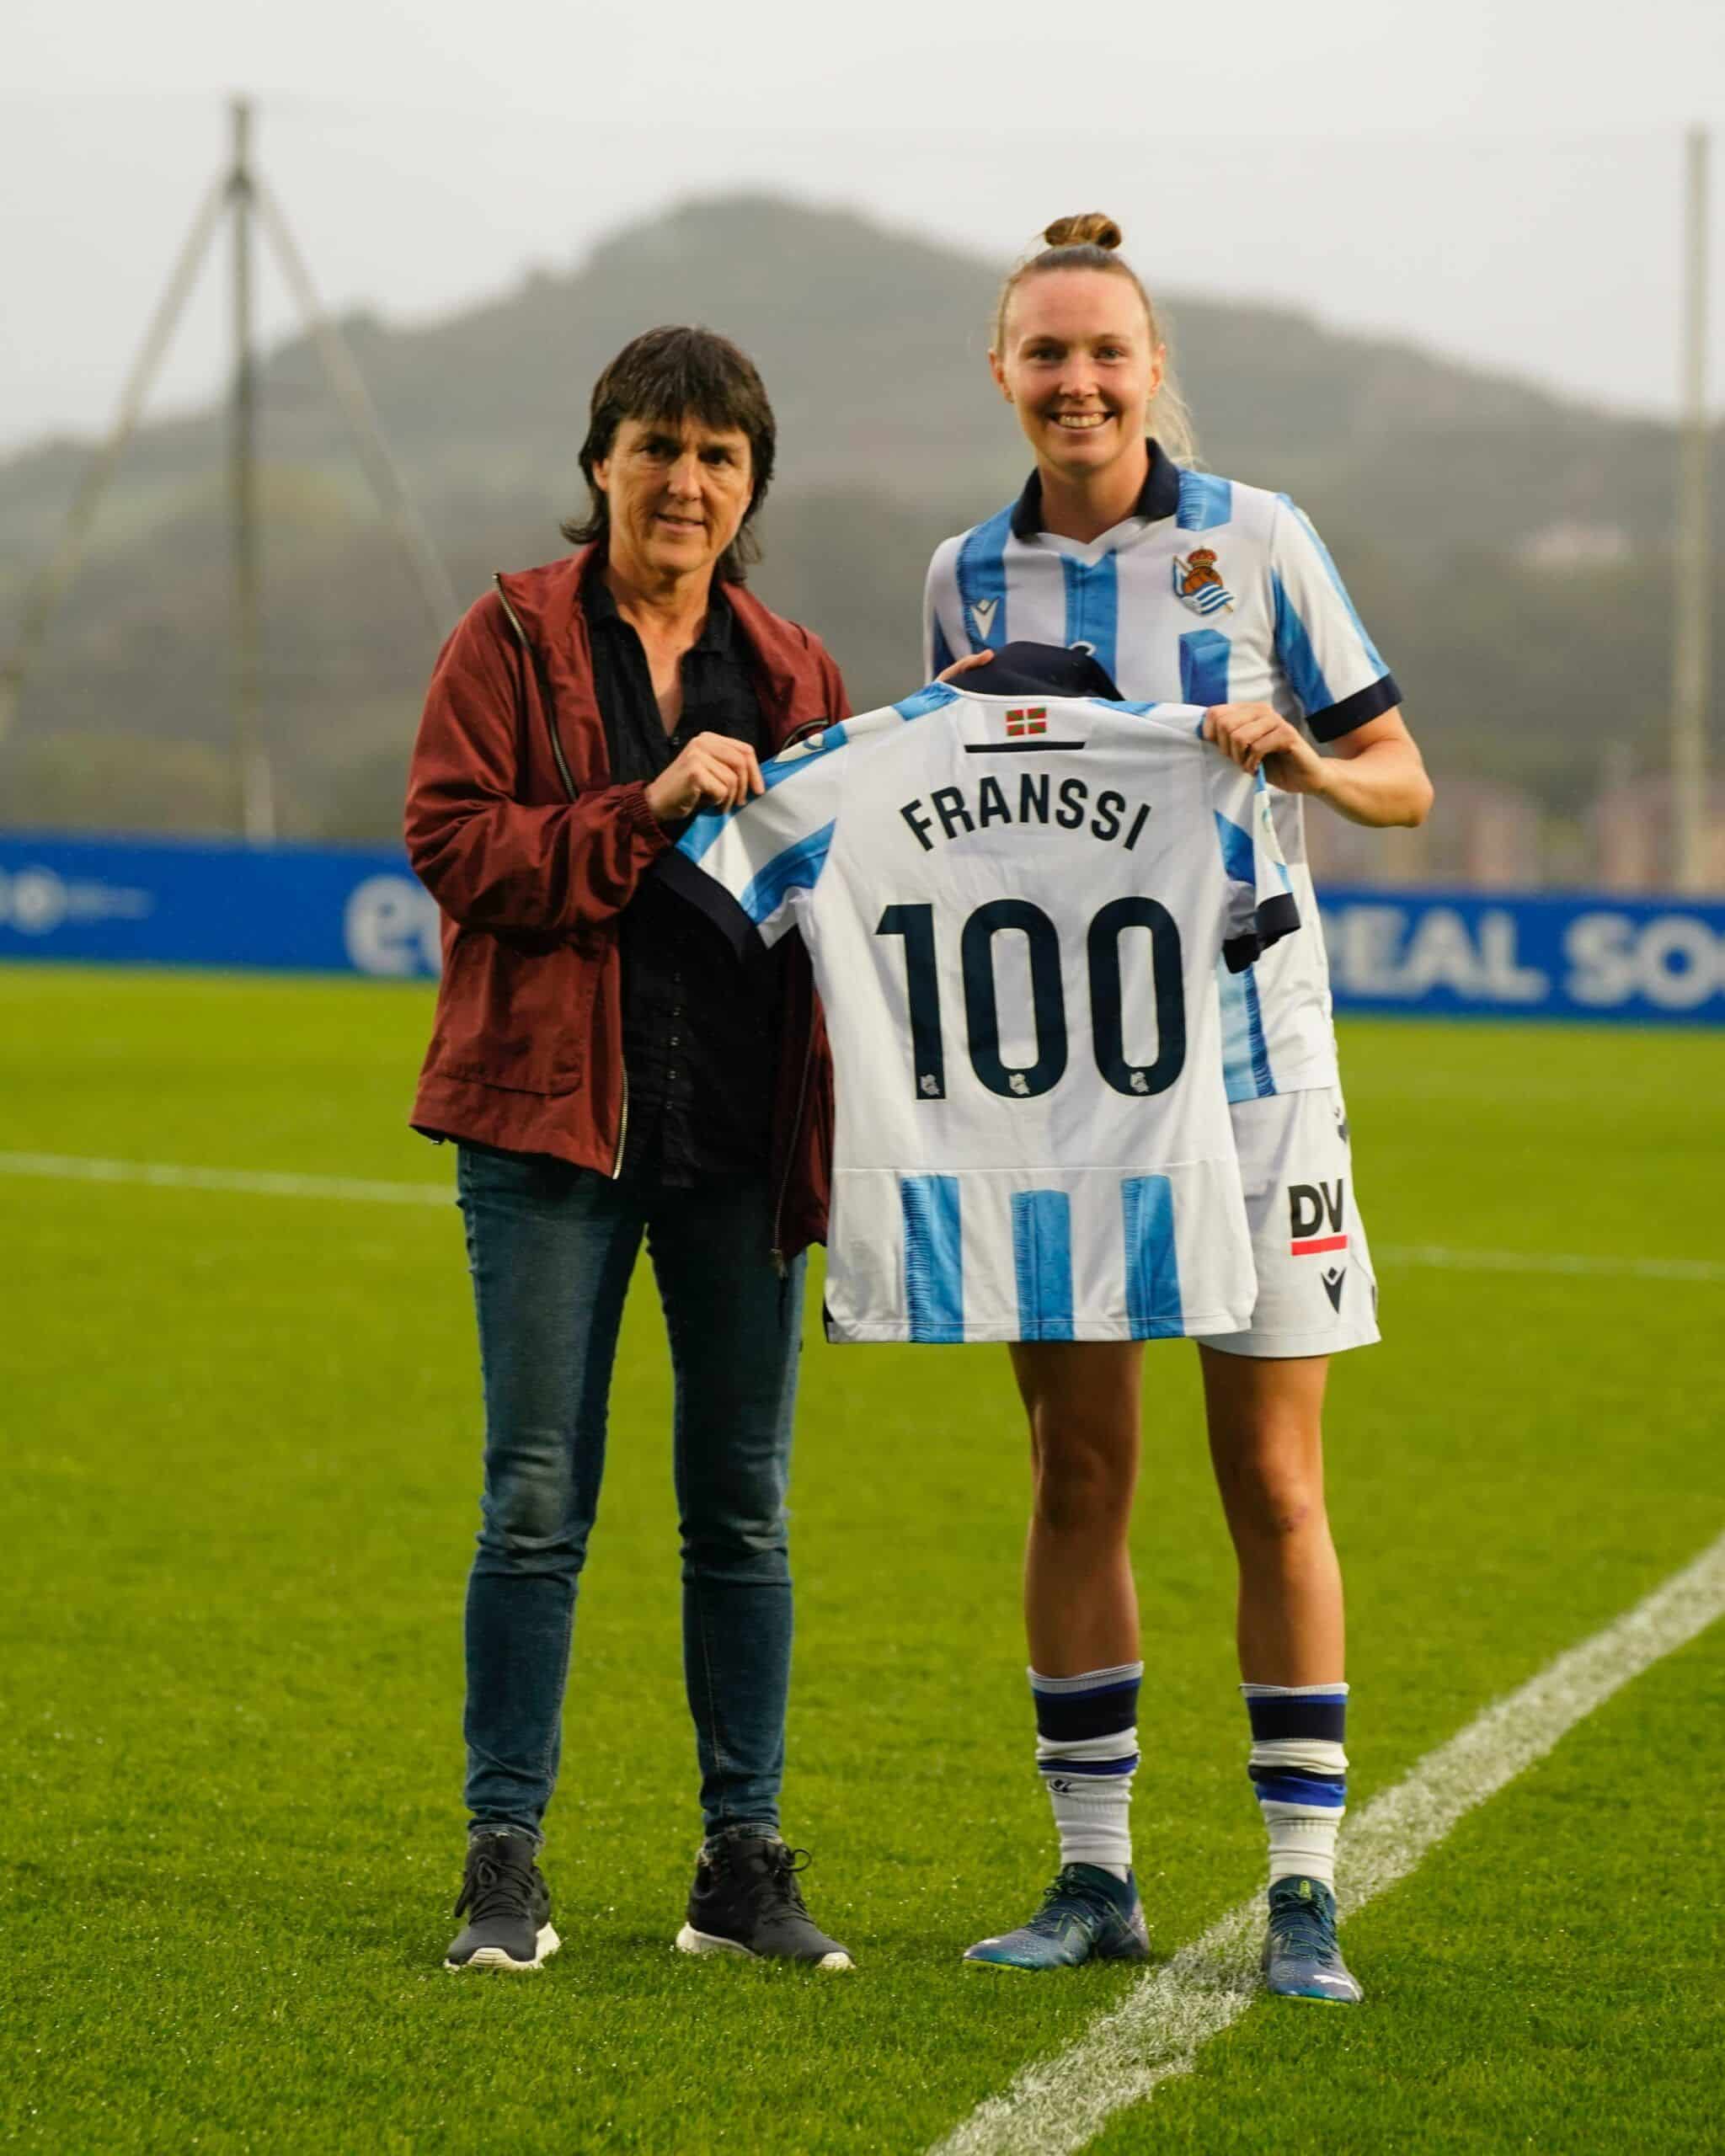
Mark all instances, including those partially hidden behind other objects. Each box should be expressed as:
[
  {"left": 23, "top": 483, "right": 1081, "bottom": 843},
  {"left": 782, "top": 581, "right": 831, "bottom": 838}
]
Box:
[{"left": 455, "top": 1147, "right": 805, "bottom": 1839}]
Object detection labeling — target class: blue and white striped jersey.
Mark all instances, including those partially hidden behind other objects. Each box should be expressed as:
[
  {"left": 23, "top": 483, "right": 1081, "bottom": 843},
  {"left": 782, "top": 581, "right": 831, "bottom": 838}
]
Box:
[
  {"left": 664, "top": 684, "right": 1300, "bottom": 1345},
  {"left": 923, "top": 446, "right": 1402, "bottom": 1102}
]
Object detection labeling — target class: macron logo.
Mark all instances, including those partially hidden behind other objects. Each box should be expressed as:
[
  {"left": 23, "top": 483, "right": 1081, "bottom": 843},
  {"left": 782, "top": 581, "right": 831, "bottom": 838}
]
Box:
[{"left": 969, "top": 598, "right": 998, "bottom": 640}]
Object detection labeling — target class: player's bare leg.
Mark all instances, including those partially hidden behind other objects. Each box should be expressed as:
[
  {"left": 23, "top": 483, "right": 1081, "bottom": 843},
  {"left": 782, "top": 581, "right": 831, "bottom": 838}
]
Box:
[
  {"left": 1199, "top": 1346, "right": 1360, "bottom": 2003},
  {"left": 1013, "top": 1341, "right": 1144, "bottom": 1674},
  {"left": 964, "top": 1344, "right": 1151, "bottom": 1971},
  {"left": 1199, "top": 1349, "right": 1341, "bottom": 1682}
]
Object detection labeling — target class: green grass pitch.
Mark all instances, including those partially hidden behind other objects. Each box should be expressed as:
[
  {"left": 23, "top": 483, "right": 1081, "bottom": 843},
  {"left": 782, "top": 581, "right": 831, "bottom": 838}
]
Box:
[{"left": 3, "top": 964, "right": 1721, "bottom": 2153}]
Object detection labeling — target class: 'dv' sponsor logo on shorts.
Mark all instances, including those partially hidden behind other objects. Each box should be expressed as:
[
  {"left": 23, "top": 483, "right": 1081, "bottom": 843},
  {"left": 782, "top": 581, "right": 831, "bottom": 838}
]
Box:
[{"left": 1289, "top": 1179, "right": 1348, "bottom": 1257}]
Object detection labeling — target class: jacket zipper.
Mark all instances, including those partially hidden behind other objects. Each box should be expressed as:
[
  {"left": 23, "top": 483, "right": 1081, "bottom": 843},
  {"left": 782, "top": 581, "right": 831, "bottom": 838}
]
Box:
[
  {"left": 611, "top": 1066, "right": 630, "bottom": 1180},
  {"left": 491, "top": 571, "right": 628, "bottom": 1177},
  {"left": 493, "top": 574, "right": 578, "bottom": 801}
]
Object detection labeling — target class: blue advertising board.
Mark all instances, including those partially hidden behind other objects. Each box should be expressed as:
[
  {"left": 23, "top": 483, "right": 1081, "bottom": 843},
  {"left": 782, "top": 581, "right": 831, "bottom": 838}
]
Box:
[
  {"left": 1318, "top": 889, "right": 1725, "bottom": 1027},
  {"left": 0, "top": 832, "right": 441, "bottom": 979},
  {"left": 1, "top": 831, "right": 1722, "bottom": 1025}
]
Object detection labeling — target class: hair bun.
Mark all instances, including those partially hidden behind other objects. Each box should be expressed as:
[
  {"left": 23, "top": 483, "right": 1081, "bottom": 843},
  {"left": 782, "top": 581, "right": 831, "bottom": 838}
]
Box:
[{"left": 1042, "top": 212, "right": 1123, "bottom": 253}]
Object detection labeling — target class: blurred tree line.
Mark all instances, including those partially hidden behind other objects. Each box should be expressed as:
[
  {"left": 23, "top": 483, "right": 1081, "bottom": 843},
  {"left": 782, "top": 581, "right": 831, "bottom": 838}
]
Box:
[{"left": 1, "top": 193, "right": 1717, "bottom": 859}]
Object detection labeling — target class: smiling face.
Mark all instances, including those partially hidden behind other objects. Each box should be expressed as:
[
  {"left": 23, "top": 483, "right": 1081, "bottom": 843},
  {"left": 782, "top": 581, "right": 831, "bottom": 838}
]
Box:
[
  {"left": 991, "top": 268, "right": 1164, "bottom": 487},
  {"left": 592, "top": 414, "right": 755, "bottom": 590}
]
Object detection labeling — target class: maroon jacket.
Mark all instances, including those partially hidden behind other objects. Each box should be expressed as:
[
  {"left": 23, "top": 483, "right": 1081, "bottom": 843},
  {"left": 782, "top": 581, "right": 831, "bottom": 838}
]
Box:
[{"left": 404, "top": 547, "right": 848, "bottom": 1262}]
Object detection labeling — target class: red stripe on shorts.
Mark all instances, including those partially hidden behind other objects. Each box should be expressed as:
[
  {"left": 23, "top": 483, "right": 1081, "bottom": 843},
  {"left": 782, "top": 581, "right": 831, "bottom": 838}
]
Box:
[{"left": 1289, "top": 1235, "right": 1349, "bottom": 1256}]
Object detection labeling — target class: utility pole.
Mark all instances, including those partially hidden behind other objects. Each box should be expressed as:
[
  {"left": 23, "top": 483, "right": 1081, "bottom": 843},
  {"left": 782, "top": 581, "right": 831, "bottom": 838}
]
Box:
[
  {"left": 227, "top": 97, "right": 273, "bottom": 842},
  {"left": 1672, "top": 125, "right": 1712, "bottom": 893},
  {"left": 0, "top": 96, "right": 457, "bottom": 837}
]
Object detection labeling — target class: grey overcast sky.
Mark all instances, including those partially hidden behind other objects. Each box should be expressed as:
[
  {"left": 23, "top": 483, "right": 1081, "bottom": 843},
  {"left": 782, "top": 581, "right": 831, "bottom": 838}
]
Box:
[{"left": 3, "top": 0, "right": 1722, "bottom": 456}]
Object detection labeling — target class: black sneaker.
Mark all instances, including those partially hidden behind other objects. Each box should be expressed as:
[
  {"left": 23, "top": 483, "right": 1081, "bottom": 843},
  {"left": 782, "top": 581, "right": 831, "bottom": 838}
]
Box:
[
  {"left": 444, "top": 1829, "right": 560, "bottom": 1971},
  {"left": 675, "top": 1828, "right": 853, "bottom": 1969}
]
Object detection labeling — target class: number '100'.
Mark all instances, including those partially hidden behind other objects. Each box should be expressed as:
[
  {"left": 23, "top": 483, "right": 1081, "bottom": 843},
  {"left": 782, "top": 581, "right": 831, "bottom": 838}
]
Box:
[{"left": 876, "top": 898, "right": 1186, "bottom": 1101}]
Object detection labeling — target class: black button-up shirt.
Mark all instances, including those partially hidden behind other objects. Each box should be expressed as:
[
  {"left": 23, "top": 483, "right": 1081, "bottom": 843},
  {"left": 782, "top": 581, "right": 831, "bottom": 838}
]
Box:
[{"left": 583, "top": 568, "right": 782, "bottom": 1186}]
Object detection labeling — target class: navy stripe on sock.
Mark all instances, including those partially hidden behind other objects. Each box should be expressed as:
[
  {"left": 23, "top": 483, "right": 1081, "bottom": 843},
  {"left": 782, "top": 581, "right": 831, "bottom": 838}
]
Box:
[
  {"left": 1243, "top": 1694, "right": 1347, "bottom": 1744},
  {"left": 1033, "top": 1680, "right": 1141, "bottom": 1743},
  {"left": 1036, "top": 1753, "right": 1140, "bottom": 1778},
  {"left": 1248, "top": 1762, "right": 1347, "bottom": 1790}
]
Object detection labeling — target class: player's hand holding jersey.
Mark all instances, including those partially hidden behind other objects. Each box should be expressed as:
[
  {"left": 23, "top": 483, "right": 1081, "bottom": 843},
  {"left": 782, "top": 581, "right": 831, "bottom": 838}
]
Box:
[{"left": 659, "top": 682, "right": 1299, "bottom": 1344}]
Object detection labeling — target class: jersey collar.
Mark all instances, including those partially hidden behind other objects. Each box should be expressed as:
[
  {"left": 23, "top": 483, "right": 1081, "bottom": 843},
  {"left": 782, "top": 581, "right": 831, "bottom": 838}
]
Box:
[{"left": 1009, "top": 436, "right": 1181, "bottom": 542}]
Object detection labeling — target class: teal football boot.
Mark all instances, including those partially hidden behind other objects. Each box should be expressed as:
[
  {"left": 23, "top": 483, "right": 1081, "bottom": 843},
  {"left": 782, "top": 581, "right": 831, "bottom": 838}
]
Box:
[
  {"left": 1262, "top": 1876, "right": 1363, "bottom": 2003},
  {"left": 964, "top": 1864, "right": 1151, "bottom": 1970}
]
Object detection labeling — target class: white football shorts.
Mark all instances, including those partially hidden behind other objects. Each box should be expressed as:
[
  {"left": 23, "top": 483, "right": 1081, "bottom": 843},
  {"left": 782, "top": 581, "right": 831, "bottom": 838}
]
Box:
[{"left": 1202, "top": 1085, "right": 1381, "bottom": 1360}]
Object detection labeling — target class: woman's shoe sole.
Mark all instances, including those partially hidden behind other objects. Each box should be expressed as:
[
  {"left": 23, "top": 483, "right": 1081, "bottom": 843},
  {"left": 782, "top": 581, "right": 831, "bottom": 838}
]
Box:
[
  {"left": 444, "top": 1922, "right": 560, "bottom": 1972},
  {"left": 675, "top": 1921, "right": 852, "bottom": 1970}
]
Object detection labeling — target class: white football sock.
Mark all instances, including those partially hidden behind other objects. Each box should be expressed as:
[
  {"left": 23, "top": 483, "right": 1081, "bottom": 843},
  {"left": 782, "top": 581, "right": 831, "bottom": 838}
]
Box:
[
  {"left": 1031, "top": 1662, "right": 1143, "bottom": 1876},
  {"left": 1242, "top": 1680, "right": 1348, "bottom": 1887}
]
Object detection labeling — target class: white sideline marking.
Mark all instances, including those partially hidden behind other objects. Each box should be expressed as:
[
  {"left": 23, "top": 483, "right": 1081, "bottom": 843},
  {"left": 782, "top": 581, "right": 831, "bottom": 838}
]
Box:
[
  {"left": 932, "top": 1525, "right": 1725, "bottom": 2156},
  {"left": 0, "top": 1150, "right": 449, "bottom": 1208},
  {"left": 1, "top": 1152, "right": 1721, "bottom": 1285}
]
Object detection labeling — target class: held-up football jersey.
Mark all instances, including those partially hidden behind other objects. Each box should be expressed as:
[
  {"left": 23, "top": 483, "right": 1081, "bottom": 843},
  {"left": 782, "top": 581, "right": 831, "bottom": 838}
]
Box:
[
  {"left": 660, "top": 683, "right": 1300, "bottom": 1345},
  {"left": 923, "top": 450, "right": 1401, "bottom": 1105}
]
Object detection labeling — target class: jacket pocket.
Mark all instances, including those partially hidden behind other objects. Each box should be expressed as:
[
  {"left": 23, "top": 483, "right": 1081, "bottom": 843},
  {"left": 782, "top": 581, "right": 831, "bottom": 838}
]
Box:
[{"left": 431, "top": 931, "right": 597, "bottom": 1093}]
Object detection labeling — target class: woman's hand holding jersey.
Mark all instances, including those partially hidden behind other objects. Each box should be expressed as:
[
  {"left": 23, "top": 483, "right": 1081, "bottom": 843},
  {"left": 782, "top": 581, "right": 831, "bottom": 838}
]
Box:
[
  {"left": 935, "top": 650, "right": 994, "bottom": 686},
  {"left": 1203, "top": 702, "right": 1327, "bottom": 792},
  {"left": 644, "top": 733, "right": 766, "bottom": 821},
  {"left": 1204, "top": 702, "right": 1433, "bottom": 829}
]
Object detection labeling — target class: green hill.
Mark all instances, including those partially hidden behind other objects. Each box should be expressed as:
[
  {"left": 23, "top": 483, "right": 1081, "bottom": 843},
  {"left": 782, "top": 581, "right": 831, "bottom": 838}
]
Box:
[{"left": 1, "top": 191, "right": 1717, "bottom": 845}]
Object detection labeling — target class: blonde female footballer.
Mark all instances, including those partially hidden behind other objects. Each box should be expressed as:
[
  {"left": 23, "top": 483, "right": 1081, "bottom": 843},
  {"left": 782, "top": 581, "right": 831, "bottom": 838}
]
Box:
[{"left": 926, "top": 214, "right": 1432, "bottom": 1999}]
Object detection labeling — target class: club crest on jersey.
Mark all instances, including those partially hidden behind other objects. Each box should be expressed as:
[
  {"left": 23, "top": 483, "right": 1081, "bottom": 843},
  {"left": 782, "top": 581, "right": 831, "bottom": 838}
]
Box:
[
  {"left": 1172, "top": 547, "right": 1236, "bottom": 616},
  {"left": 1006, "top": 707, "right": 1047, "bottom": 737},
  {"left": 969, "top": 597, "right": 999, "bottom": 641}
]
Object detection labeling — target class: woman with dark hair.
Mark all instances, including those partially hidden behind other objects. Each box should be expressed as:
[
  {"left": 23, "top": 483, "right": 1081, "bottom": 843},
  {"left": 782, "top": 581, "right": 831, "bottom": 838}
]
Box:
[
  {"left": 406, "top": 325, "right": 852, "bottom": 1973},
  {"left": 926, "top": 217, "right": 1432, "bottom": 1999}
]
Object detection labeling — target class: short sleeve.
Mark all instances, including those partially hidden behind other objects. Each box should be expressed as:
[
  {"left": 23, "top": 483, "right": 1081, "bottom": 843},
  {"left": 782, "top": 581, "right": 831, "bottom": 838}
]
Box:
[
  {"left": 922, "top": 540, "right": 964, "bottom": 680},
  {"left": 1210, "top": 766, "right": 1300, "bottom": 974},
  {"left": 656, "top": 726, "right": 852, "bottom": 951},
  {"left": 1268, "top": 498, "right": 1402, "bottom": 741}
]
